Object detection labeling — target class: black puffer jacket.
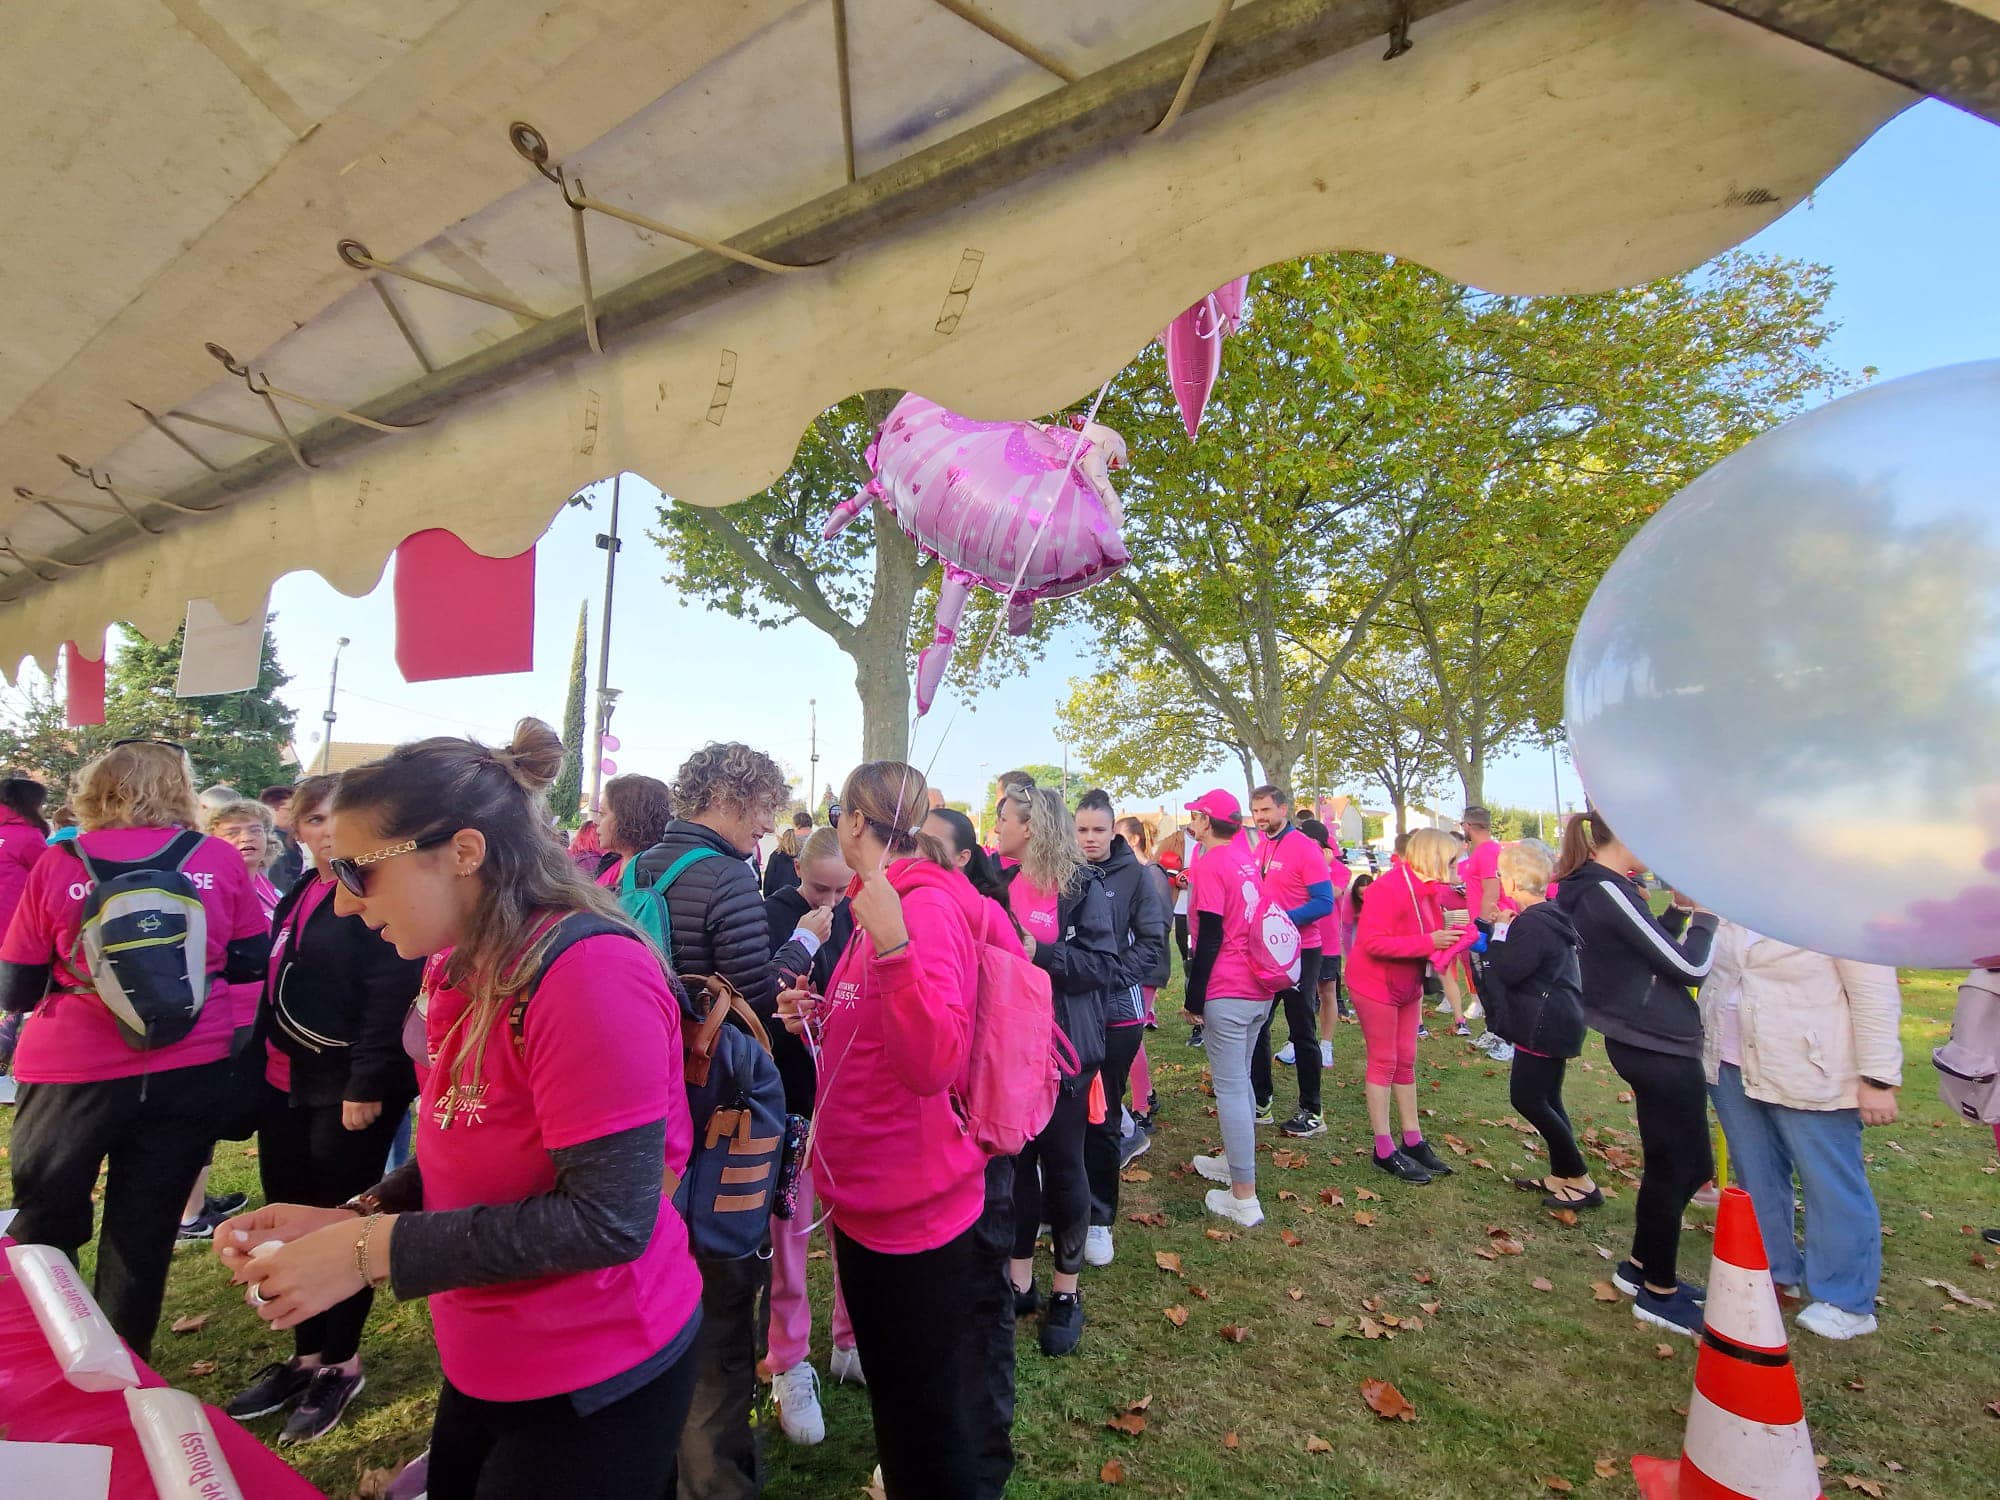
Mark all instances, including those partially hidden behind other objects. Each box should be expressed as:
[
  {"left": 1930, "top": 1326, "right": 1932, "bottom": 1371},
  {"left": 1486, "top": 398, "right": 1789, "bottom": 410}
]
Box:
[
  {"left": 1554, "top": 860, "right": 1718, "bottom": 1060},
  {"left": 1091, "top": 836, "right": 1171, "bottom": 1024},
  {"left": 633, "top": 819, "right": 792, "bottom": 1021},
  {"left": 763, "top": 886, "right": 854, "bottom": 1116},
  {"left": 1003, "top": 862, "right": 1122, "bottom": 1086}
]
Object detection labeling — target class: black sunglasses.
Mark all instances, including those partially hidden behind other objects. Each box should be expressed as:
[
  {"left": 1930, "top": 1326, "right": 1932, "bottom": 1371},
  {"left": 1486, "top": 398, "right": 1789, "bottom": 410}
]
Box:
[
  {"left": 110, "top": 737, "right": 187, "bottom": 755},
  {"left": 329, "top": 831, "right": 453, "bottom": 897}
]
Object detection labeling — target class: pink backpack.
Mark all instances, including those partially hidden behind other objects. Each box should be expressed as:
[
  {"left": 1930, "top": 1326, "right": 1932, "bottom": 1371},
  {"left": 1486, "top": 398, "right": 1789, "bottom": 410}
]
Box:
[
  {"left": 1245, "top": 842, "right": 1304, "bottom": 996},
  {"left": 954, "top": 898, "right": 1078, "bottom": 1156}
]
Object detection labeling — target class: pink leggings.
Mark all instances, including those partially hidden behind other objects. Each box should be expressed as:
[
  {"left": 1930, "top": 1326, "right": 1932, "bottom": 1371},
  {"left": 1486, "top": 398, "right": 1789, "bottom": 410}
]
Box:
[
  {"left": 1354, "top": 991, "right": 1420, "bottom": 1086},
  {"left": 766, "top": 1158, "right": 853, "bottom": 1372},
  {"left": 1128, "top": 987, "right": 1157, "bottom": 1110}
]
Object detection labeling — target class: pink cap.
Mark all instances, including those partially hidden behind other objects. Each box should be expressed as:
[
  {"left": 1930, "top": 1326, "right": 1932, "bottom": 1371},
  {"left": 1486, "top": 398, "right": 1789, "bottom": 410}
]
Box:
[{"left": 1186, "top": 789, "right": 1241, "bottom": 821}]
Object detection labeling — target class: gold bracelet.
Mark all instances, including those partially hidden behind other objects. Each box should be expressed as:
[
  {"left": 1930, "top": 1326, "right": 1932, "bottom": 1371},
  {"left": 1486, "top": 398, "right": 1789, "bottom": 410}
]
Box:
[{"left": 354, "top": 1213, "right": 385, "bottom": 1287}]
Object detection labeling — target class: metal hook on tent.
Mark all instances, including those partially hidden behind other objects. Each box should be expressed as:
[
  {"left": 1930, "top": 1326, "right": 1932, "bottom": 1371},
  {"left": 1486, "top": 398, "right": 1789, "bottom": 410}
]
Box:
[
  {"left": 205, "top": 343, "right": 314, "bottom": 472},
  {"left": 59, "top": 453, "right": 167, "bottom": 534},
  {"left": 0, "top": 538, "right": 76, "bottom": 582},
  {"left": 126, "top": 401, "right": 221, "bottom": 472},
  {"left": 1384, "top": 0, "right": 1414, "bottom": 60},
  {"left": 510, "top": 123, "right": 602, "bottom": 355},
  {"left": 508, "top": 120, "right": 822, "bottom": 280},
  {"left": 337, "top": 238, "right": 548, "bottom": 326}
]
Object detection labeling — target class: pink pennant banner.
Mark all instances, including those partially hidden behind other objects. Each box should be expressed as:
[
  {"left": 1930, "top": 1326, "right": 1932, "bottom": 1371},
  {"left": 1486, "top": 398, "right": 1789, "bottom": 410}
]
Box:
[
  {"left": 64, "top": 639, "right": 105, "bottom": 727},
  {"left": 393, "top": 530, "right": 536, "bottom": 683}
]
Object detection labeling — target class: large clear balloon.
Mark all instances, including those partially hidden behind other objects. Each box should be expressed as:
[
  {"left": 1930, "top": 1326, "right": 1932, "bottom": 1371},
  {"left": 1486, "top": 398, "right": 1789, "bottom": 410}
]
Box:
[{"left": 1565, "top": 360, "right": 2000, "bottom": 969}]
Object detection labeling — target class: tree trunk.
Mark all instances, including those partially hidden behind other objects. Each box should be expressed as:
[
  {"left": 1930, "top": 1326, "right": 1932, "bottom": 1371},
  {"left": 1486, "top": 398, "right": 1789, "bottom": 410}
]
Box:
[
  {"left": 852, "top": 645, "right": 911, "bottom": 762},
  {"left": 1389, "top": 789, "right": 1408, "bottom": 839}
]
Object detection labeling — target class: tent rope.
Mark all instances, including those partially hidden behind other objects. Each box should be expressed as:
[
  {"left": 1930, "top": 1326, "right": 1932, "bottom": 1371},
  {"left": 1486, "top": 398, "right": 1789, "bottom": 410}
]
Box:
[{"left": 1153, "top": 0, "right": 1234, "bottom": 134}]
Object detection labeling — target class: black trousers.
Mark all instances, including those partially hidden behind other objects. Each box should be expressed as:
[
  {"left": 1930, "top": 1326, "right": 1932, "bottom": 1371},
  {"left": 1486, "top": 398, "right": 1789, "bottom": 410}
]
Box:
[
  {"left": 1251, "top": 949, "right": 1323, "bottom": 1114},
  {"left": 427, "top": 1337, "right": 699, "bottom": 1500},
  {"left": 258, "top": 1090, "right": 411, "bottom": 1362},
  {"left": 1605, "top": 1038, "right": 1714, "bottom": 1287},
  {"left": 973, "top": 1157, "right": 1018, "bottom": 1497},
  {"left": 674, "top": 1252, "right": 769, "bottom": 1500},
  {"left": 1010, "top": 1073, "right": 1093, "bottom": 1273},
  {"left": 837, "top": 1213, "right": 1013, "bottom": 1500},
  {"left": 9, "top": 1059, "right": 230, "bottom": 1359},
  {"left": 1173, "top": 913, "right": 1190, "bottom": 966},
  {"left": 1508, "top": 1051, "right": 1588, "bottom": 1180},
  {"left": 1085, "top": 1024, "right": 1146, "bottom": 1227}
]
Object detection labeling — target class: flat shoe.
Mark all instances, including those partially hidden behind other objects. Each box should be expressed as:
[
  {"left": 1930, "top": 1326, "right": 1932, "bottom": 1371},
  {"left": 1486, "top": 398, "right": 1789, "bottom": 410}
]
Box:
[{"left": 1542, "top": 1187, "right": 1604, "bottom": 1210}]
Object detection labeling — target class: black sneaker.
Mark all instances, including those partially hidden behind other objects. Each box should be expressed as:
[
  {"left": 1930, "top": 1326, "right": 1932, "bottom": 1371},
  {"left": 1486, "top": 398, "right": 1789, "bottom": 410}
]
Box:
[
  {"left": 225, "top": 1361, "right": 316, "bottom": 1420},
  {"left": 1279, "top": 1112, "right": 1326, "bottom": 1138},
  {"left": 1013, "top": 1281, "right": 1042, "bottom": 1319},
  {"left": 1403, "top": 1140, "right": 1454, "bottom": 1176},
  {"left": 1983, "top": 1228, "right": 2000, "bottom": 1246},
  {"left": 1372, "top": 1149, "right": 1433, "bottom": 1185},
  {"left": 1633, "top": 1286, "right": 1704, "bottom": 1339},
  {"left": 281, "top": 1366, "right": 365, "bottom": 1445},
  {"left": 1039, "top": 1291, "right": 1084, "bottom": 1356},
  {"left": 1186, "top": 1025, "right": 1205, "bottom": 1047},
  {"left": 1614, "top": 1260, "right": 1705, "bottom": 1302},
  {"left": 204, "top": 1191, "right": 249, "bottom": 1218},
  {"left": 176, "top": 1206, "right": 231, "bottom": 1242}
]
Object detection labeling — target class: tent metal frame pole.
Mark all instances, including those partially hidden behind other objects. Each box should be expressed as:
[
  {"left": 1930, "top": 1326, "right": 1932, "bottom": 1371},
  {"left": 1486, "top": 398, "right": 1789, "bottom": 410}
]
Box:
[{"left": 0, "top": 0, "right": 1466, "bottom": 605}]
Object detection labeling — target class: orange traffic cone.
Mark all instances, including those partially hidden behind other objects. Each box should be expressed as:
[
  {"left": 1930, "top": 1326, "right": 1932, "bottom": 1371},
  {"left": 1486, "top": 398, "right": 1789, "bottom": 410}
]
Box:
[{"left": 1631, "top": 1185, "right": 1824, "bottom": 1499}]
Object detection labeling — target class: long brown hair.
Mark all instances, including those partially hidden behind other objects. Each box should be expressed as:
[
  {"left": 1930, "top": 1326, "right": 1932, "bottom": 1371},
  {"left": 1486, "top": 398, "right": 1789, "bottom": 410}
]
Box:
[
  {"left": 335, "top": 719, "right": 634, "bottom": 1092},
  {"left": 842, "top": 762, "right": 949, "bottom": 869},
  {"left": 1552, "top": 807, "right": 1614, "bottom": 883}
]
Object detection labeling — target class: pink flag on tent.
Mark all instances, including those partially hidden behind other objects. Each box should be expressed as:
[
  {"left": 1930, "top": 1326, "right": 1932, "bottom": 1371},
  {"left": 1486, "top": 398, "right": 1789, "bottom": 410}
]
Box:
[
  {"left": 393, "top": 530, "right": 536, "bottom": 683},
  {"left": 64, "top": 639, "right": 105, "bottom": 726}
]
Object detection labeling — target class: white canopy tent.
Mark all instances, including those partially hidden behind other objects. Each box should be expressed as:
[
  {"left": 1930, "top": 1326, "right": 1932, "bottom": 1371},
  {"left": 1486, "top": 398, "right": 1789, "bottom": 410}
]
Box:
[{"left": 2, "top": 0, "right": 1990, "bottom": 677}]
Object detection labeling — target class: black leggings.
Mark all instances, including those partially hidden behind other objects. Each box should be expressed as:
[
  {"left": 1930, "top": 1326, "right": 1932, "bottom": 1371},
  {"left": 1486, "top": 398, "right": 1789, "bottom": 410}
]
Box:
[
  {"left": 1173, "top": 913, "right": 1191, "bottom": 967},
  {"left": 426, "top": 1338, "right": 698, "bottom": 1500},
  {"left": 1604, "top": 1038, "right": 1714, "bottom": 1288},
  {"left": 1085, "top": 1025, "right": 1146, "bottom": 1227},
  {"left": 1508, "top": 1051, "right": 1587, "bottom": 1180},
  {"left": 259, "top": 1092, "right": 411, "bottom": 1363},
  {"left": 1011, "top": 1074, "right": 1093, "bottom": 1273},
  {"left": 1251, "top": 950, "right": 1323, "bottom": 1114}
]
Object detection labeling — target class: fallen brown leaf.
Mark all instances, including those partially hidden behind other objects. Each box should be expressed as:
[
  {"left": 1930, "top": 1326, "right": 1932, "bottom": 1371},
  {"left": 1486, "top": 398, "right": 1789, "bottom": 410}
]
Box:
[
  {"left": 1105, "top": 1412, "right": 1147, "bottom": 1436},
  {"left": 1218, "top": 1323, "right": 1250, "bottom": 1343},
  {"left": 1420, "top": 1300, "right": 1441, "bottom": 1315},
  {"left": 1594, "top": 1459, "right": 1618, "bottom": 1479},
  {"left": 1319, "top": 1187, "right": 1344, "bottom": 1207},
  {"left": 1189, "top": 1285, "right": 1209, "bottom": 1300},
  {"left": 1653, "top": 1343, "right": 1676, "bottom": 1360},
  {"left": 1846, "top": 1379, "right": 1866, "bottom": 1391},
  {"left": 1838, "top": 1478, "right": 1884, "bottom": 1498},
  {"left": 1277, "top": 1190, "right": 1298, "bottom": 1202},
  {"left": 169, "top": 1314, "right": 209, "bottom": 1334},
  {"left": 1487, "top": 1229, "right": 1526, "bottom": 1256},
  {"left": 1360, "top": 1377, "right": 1417, "bottom": 1422},
  {"left": 1549, "top": 1208, "right": 1580, "bottom": 1227},
  {"left": 1313, "top": 1314, "right": 1339, "bottom": 1327},
  {"left": 1287, "top": 1287, "right": 1305, "bottom": 1301},
  {"left": 1119, "top": 1168, "right": 1152, "bottom": 1183},
  {"left": 1304, "top": 1434, "right": 1333, "bottom": 1454},
  {"left": 1531, "top": 1277, "right": 1554, "bottom": 1292},
  {"left": 188, "top": 1359, "right": 217, "bottom": 1377},
  {"left": 1591, "top": 1281, "right": 1621, "bottom": 1302},
  {"left": 1100, "top": 1458, "right": 1126, "bottom": 1485},
  {"left": 1155, "top": 1251, "right": 1183, "bottom": 1276},
  {"left": 1543, "top": 1480, "right": 1574, "bottom": 1494},
  {"left": 1205, "top": 1228, "right": 1237, "bottom": 1242},
  {"left": 1358, "top": 1316, "right": 1395, "bottom": 1340},
  {"left": 1280, "top": 1229, "right": 1304, "bottom": 1248},
  {"left": 1412, "top": 1271, "right": 1433, "bottom": 1285},
  {"left": 1474, "top": 1247, "right": 1498, "bottom": 1261},
  {"left": 356, "top": 1468, "right": 399, "bottom": 1500},
  {"left": 1223, "top": 1430, "right": 1240, "bottom": 1450},
  {"left": 1354, "top": 1211, "right": 1377, "bottom": 1228},
  {"left": 1356, "top": 1187, "right": 1381, "bottom": 1202},
  {"left": 1127, "top": 1211, "right": 1169, "bottom": 1228},
  {"left": 1922, "top": 1278, "right": 1996, "bottom": 1311}
]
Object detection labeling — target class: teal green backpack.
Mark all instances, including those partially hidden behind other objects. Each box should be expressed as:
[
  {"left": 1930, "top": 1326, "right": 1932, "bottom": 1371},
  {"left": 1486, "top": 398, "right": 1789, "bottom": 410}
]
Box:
[{"left": 616, "top": 847, "right": 720, "bottom": 962}]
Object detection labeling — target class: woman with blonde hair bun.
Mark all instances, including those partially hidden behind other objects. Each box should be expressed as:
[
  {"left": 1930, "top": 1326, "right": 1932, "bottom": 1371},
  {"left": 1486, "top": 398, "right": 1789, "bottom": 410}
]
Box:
[
  {"left": 1346, "top": 826, "right": 1464, "bottom": 1186},
  {"left": 217, "top": 719, "right": 703, "bottom": 1497}
]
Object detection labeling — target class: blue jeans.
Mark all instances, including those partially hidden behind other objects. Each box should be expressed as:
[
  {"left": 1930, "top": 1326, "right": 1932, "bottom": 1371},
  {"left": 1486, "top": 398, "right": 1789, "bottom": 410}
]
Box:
[{"left": 1708, "top": 1064, "right": 1880, "bottom": 1313}]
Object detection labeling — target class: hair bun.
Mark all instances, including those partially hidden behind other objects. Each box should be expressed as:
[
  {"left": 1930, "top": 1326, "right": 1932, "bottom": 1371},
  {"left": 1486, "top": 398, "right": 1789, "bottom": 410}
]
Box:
[{"left": 497, "top": 718, "right": 566, "bottom": 792}]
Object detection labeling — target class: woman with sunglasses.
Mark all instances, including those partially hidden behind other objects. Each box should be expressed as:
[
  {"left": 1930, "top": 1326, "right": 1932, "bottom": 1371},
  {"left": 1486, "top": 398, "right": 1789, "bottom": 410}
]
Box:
[
  {"left": 0, "top": 739, "right": 269, "bottom": 1357},
  {"left": 216, "top": 721, "right": 702, "bottom": 1498},
  {"left": 220, "top": 774, "right": 424, "bottom": 1444}
]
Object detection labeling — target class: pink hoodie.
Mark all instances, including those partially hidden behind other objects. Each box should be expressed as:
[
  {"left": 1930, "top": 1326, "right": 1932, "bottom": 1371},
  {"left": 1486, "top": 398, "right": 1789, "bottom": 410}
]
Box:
[{"left": 813, "top": 858, "right": 1017, "bottom": 1254}]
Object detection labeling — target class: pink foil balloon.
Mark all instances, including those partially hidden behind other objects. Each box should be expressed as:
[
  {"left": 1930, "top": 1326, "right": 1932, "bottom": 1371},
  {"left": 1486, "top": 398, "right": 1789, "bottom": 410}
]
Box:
[
  {"left": 823, "top": 393, "right": 1131, "bottom": 713},
  {"left": 1161, "top": 276, "right": 1250, "bottom": 439}
]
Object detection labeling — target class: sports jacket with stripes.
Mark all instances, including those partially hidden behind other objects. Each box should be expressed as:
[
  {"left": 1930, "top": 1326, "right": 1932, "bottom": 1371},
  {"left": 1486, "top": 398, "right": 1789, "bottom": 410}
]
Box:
[{"left": 1553, "top": 860, "right": 1718, "bottom": 1060}]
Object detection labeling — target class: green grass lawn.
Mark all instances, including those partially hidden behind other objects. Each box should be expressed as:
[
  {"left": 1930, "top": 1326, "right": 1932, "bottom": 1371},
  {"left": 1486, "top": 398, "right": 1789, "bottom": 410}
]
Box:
[{"left": 6, "top": 968, "right": 1996, "bottom": 1499}]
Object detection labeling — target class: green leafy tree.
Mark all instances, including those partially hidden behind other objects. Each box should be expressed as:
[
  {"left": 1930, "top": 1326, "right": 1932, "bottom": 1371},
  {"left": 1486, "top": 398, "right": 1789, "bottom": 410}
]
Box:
[
  {"left": 1057, "top": 659, "right": 1258, "bottom": 800},
  {"left": 551, "top": 602, "right": 588, "bottom": 824},
  {"left": 5, "top": 623, "right": 303, "bottom": 797},
  {"left": 1321, "top": 641, "right": 1453, "bottom": 839}
]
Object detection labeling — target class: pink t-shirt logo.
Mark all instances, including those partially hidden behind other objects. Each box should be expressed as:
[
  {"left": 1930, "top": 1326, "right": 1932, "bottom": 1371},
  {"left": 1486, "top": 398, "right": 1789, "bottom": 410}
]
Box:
[{"left": 433, "top": 1080, "right": 490, "bottom": 1129}]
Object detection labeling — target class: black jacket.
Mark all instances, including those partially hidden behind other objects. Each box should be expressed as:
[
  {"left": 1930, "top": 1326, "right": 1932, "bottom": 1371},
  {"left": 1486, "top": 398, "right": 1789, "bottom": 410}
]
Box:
[
  {"left": 1090, "top": 836, "right": 1170, "bottom": 1024},
  {"left": 1477, "top": 901, "right": 1585, "bottom": 1058},
  {"left": 634, "top": 820, "right": 805, "bottom": 1021},
  {"left": 266, "top": 877, "right": 423, "bottom": 1109},
  {"left": 1553, "top": 861, "right": 1718, "bottom": 1060},
  {"left": 1137, "top": 864, "right": 1174, "bottom": 989},
  {"left": 268, "top": 833, "right": 306, "bottom": 897},
  {"left": 763, "top": 886, "right": 854, "bottom": 1116},
  {"left": 1003, "top": 862, "right": 1121, "bottom": 1085},
  {"left": 762, "top": 848, "right": 800, "bottom": 898}
]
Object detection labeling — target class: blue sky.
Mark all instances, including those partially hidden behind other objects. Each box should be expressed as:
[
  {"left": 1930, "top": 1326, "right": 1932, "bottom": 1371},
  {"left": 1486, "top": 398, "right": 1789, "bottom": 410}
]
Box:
[{"left": 256, "top": 99, "right": 2000, "bottom": 817}]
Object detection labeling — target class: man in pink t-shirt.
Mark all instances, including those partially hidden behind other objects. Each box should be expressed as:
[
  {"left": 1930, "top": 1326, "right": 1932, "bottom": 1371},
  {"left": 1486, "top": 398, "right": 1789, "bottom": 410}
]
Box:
[
  {"left": 1458, "top": 805, "right": 1513, "bottom": 921},
  {"left": 1180, "top": 789, "right": 1273, "bottom": 1231}
]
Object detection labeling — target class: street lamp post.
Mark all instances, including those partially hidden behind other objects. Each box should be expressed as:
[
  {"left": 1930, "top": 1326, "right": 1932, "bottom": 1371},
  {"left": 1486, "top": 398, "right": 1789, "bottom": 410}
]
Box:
[
  {"left": 316, "top": 637, "right": 350, "bottom": 774},
  {"left": 808, "top": 697, "right": 818, "bottom": 815},
  {"left": 587, "top": 475, "right": 623, "bottom": 815}
]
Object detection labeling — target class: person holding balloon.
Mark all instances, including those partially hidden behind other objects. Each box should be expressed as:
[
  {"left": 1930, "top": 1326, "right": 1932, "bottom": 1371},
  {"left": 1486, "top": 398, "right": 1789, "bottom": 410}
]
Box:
[{"left": 1552, "top": 809, "right": 1719, "bottom": 1339}]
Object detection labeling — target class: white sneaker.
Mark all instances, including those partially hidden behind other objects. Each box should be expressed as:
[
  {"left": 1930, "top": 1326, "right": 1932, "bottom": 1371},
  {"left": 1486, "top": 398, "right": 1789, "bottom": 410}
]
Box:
[
  {"left": 771, "top": 1362, "right": 825, "bottom": 1445},
  {"left": 1466, "top": 1000, "right": 1483, "bottom": 1020},
  {"left": 1487, "top": 1041, "right": 1516, "bottom": 1062},
  {"left": 829, "top": 1344, "right": 866, "bottom": 1386},
  {"left": 1796, "top": 1301, "right": 1877, "bottom": 1340},
  {"left": 1084, "top": 1225, "right": 1115, "bottom": 1266},
  {"left": 1204, "top": 1188, "right": 1263, "bottom": 1227},
  {"left": 1191, "top": 1154, "right": 1232, "bottom": 1185},
  {"left": 1318, "top": 1038, "right": 1333, "bottom": 1068},
  {"left": 1434, "top": 997, "right": 1454, "bottom": 1015},
  {"left": 1276, "top": 1041, "right": 1296, "bottom": 1064}
]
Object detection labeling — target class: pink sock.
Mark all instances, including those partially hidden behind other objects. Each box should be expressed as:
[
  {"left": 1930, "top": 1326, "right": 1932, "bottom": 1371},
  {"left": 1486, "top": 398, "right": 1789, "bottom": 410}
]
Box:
[
  {"left": 1403, "top": 1130, "right": 1425, "bottom": 1149},
  {"left": 1374, "top": 1134, "right": 1395, "bottom": 1158}
]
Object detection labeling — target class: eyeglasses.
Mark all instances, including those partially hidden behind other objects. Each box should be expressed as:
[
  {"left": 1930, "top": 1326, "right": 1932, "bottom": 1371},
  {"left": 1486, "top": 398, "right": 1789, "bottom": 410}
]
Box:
[
  {"left": 329, "top": 831, "right": 452, "bottom": 897},
  {"left": 110, "top": 737, "right": 186, "bottom": 755}
]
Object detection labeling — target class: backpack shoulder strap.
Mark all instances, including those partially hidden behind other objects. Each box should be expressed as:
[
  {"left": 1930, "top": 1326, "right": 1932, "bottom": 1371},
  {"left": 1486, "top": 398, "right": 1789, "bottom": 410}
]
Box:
[
  {"left": 506, "top": 913, "right": 642, "bottom": 1048},
  {"left": 62, "top": 827, "right": 207, "bottom": 888},
  {"left": 653, "top": 846, "right": 721, "bottom": 894}
]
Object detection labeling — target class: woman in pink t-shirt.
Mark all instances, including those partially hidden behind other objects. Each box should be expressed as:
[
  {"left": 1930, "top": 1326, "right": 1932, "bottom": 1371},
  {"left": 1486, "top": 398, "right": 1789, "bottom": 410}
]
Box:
[
  {"left": 218, "top": 720, "right": 701, "bottom": 1498},
  {"left": 0, "top": 740, "right": 269, "bottom": 1359},
  {"left": 207, "top": 796, "right": 283, "bottom": 921},
  {"left": 590, "top": 773, "right": 674, "bottom": 889}
]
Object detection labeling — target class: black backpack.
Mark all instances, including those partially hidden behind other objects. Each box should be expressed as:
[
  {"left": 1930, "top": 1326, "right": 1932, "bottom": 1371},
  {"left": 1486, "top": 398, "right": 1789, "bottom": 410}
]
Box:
[
  {"left": 58, "top": 831, "right": 211, "bottom": 1051},
  {"left": 1470, "top": 909, "right": 1586, "bottom": 1059},
  {"left": 506, "top": 914, "right": 786, "bottom": 1262}
]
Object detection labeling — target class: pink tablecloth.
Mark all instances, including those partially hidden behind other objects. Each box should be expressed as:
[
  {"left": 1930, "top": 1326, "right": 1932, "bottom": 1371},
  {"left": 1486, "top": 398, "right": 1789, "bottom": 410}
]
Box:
[{"left": 0, "top": 1239, "right": 324, "bottom": 1498}]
